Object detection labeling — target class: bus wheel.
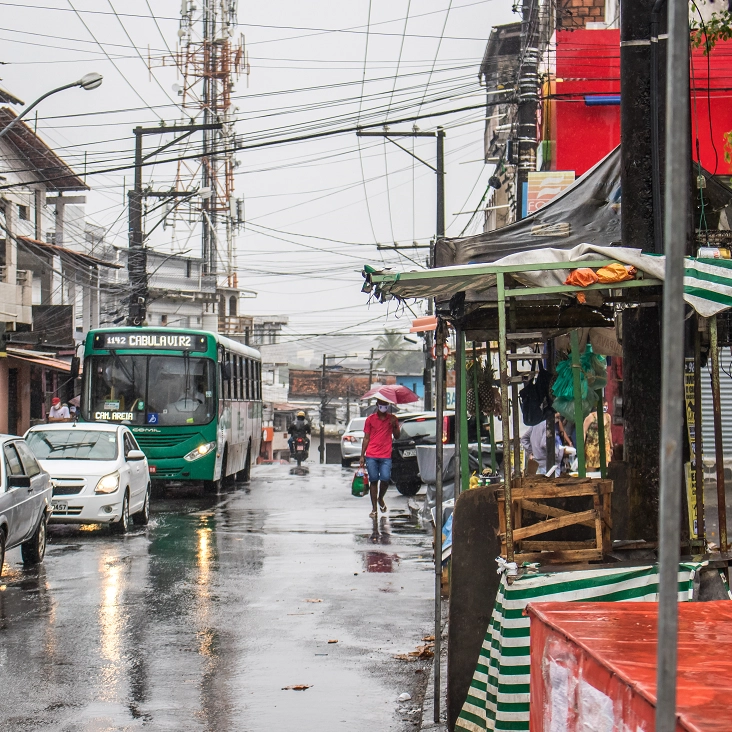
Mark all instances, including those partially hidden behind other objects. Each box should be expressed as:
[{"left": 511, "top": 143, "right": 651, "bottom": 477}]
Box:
[
  {"left": 236, "top": 440, "right": 252, "bottom": 483},
  {"left": 221, "top": 448, "right": 235, "bottom": 489}
]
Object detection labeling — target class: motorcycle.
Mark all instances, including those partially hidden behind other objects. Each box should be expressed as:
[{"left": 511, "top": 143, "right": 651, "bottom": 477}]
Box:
[{"left": 292, "top": 436, "right": 309, "bottom": 467}]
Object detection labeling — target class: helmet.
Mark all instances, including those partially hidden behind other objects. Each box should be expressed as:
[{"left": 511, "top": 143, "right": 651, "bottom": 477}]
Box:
[{"left": 296, "top": 410, "right": 306, "bottom": 417}]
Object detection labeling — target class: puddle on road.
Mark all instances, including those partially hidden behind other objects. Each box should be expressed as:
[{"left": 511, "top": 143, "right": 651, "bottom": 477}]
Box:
[{"left": 363, "top": 551, "right": 401, "bottom": 573}]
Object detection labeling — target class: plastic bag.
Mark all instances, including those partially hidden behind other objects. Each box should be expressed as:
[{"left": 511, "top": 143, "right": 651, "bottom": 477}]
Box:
[
  {"left": 564, "top": 268, "right": 599, "bottom": 287},
  {"left": 551, "top": 345, "right": 607, "bottom": 423},
  {"left": 351, "top": 469, "right": 369, "bottom": 497},
  {"left": 518, "top": 360, "right": 554, "bottom": 426},
  {"left": 595, "top": 263, "right": 636, "bottom": 284}
]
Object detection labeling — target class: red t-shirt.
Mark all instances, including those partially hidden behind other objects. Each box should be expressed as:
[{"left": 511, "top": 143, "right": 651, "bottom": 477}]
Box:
[{"left": 364, "top": 412, "right": 396, "bottom": 458}]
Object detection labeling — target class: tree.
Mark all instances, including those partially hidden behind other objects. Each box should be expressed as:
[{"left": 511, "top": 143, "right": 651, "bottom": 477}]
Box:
[{"left": 374, "top": 331, "right": 423, "bottom": 374}]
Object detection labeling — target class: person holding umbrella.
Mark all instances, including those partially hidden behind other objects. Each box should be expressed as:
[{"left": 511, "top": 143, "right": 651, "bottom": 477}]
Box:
[{"left": 359, "top": 398, "right": 400, "bottom": 517}]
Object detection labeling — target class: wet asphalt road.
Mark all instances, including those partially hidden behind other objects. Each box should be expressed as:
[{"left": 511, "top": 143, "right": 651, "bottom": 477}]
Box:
[{"left": 0, "top": 464, "right": 435, "bottom": 731}]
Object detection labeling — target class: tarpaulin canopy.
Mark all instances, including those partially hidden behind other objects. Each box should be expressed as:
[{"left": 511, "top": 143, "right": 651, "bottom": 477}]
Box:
[
  {"left": 364, "top": 243, "right": 732, "bottom": 317},
  {"left": 435, "top": 146, "right": 732, "bottom": 268}
]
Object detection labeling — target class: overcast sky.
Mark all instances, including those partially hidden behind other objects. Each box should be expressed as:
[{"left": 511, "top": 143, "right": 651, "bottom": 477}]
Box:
[{"left": 0, "top": 0, "right": 516, "bottom": 348}]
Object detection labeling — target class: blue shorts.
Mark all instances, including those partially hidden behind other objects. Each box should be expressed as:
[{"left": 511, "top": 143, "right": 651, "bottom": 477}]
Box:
[{"left": 365, "top": 457, "right": 392, "bottom": 483}]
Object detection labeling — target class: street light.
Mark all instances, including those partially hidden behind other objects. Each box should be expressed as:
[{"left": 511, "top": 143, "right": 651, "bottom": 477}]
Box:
[{"left": 0, "top": 72, "right": 103, "bottom": 141}]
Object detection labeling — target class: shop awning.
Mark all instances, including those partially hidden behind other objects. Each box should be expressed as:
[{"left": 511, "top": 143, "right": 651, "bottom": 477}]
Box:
[
  {"left": 6, "top": 347, "right": 80, "bottom": 373},
  {"left": 364, "top": 243, "right": 732, "bottom": 318}
]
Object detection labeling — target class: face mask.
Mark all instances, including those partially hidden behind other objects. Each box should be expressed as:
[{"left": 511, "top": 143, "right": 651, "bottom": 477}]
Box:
[
  {"left": 297, "top": 417, "right": 304, "bottom": 422},
  {"left": 377, "top": 405, "right": 388, "bottom": 413}
]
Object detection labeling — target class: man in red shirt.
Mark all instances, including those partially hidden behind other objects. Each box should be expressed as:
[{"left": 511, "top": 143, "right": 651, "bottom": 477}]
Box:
[{"left": 359, "top": 399, "right": 400, "bottom": 517}]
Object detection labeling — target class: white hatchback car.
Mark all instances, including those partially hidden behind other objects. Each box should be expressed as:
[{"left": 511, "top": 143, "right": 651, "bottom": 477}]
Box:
[{"left": 25, "top": 423, "right": 150, "bottom": 533}]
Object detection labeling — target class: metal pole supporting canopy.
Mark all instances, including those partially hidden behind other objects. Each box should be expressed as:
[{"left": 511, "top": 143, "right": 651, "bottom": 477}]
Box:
[{"left": 655, "top": 0, "right": 689, "bottom": 728}]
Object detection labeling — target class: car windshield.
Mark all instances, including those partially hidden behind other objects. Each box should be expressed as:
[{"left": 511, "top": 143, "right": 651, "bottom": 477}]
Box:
[
  {"left": 27, "top": 429, "right": 119, "bottom": 461},
  {"left": 347, "top": 418, "right": 366, "bottom": 432},
  {"left": 399, "top": 418, "right": 437, "bottom": 440},
  {"left": 83, "top": 354, "right": 215, "bottom": 426}
]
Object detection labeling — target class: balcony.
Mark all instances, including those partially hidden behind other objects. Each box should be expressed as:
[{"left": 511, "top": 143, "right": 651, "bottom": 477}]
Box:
[
  {"left": 218, "top": 314, "right": 253, "bottom": 337},
  {"left": 0, "top": 268, "right": 32, "bottom": 324}
]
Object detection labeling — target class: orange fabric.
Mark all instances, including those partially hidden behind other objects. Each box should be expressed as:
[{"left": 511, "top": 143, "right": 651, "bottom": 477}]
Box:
[
  {"left": 564, "top": 268, "right": 599, "bottom": 287},
  {"left": 596, "top": 263, "right": 636, "bottom": 283}
]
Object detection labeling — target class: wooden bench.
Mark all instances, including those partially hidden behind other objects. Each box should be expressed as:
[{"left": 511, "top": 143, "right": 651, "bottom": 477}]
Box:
[{"left": 493, "top": 476, "right": 612, "bottom": 564}]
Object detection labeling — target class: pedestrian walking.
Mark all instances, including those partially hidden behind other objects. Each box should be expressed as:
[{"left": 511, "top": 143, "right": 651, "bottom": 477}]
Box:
[{"left": 359, "top": 398, "right": 400, "bottom": 517}]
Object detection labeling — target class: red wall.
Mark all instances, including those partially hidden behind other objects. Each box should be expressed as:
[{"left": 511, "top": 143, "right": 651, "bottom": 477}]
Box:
[{"left": 547, "top": 29, "right": 732, "bottom": 177}]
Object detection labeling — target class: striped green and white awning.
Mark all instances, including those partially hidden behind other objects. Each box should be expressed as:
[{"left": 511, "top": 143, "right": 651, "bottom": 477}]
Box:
[
  {"left": 363, "top": 244, "right": 732, "bottom": 318},
  {"left": 454, "top": 563, "right": 703, "bottom": 732}
]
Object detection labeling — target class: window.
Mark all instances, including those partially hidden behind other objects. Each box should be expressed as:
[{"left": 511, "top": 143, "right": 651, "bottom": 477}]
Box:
[
  {"left": 123, "top": 433, "right": 136, "bottom": 457},
  {"left": 4, "top": 444, "right": 24, "bottom": 477},
  {"left": 244, "top": 358, "right": 251, "bottom": 399},
  {"left": 161, "top": 314, "right": 168, "bottom": 326},
  {"left": 237, "top": 356, "right": 244, "bottom": 400},
  {"left": 15, "top": 441, "right": 41, "bottom": 477},
  {"left": 83, "top": 355, "right": 215, "bottom": 426},
  {"left": 186, "top": 259, "right": 192, "bottom": 278},
  {"left": 256, "top": 361, "right": 261, "bottom": 399},
  {"left": 17, "top": 204, "right": 29, "bottom": 221},
  {"left": 233, "top": 356, "right": 240, "bottom": 400},
  {"left": 27, "top": 429, "right": 119, "bottom": 460}
]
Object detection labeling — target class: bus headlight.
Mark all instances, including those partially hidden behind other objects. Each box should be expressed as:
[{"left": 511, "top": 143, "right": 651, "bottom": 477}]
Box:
[
  {"left": 95, "top": 471, "right": 120, "bottom": 494},
  {"left": 184, "top": 441, "right": 217, "bottom": 462}
]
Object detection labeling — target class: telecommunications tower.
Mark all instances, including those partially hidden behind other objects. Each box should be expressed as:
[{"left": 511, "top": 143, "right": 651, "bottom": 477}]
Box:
[{"left": 169, "top": 0, "right": 247, "bottom": 283}]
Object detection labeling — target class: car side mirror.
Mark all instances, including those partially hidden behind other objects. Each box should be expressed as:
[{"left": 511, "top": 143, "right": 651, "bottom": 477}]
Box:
[
  {"left": 70, "top": 356, "right": 80, "bottom": 380},
  {"left": 221, "top": 362, "right": 232, "bottom": 381},
  {"left": 126, "top": 449, "right": 146, "bottom": 461},
  {"left": 8, "top": 475, "right": 31, "bottom": 489},
  {"left": 338, "top": 429, "right": 345, "bottom": 435}
]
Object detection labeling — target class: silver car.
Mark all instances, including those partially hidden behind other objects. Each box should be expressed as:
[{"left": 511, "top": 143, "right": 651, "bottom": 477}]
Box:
[
  {"left": 340, "top": 417, "right": 366, "bottom": 467},
  {"left": 0, "top": 435, "right": 52, "bottom": 575}
]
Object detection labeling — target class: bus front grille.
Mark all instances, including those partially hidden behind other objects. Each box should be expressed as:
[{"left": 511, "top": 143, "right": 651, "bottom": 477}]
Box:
[{"left": 134, "top": 433, "right": 194, "bottom": 449}]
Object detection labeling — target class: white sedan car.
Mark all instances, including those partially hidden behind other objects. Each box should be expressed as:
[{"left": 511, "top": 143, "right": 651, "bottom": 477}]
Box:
[{"left": 25, "top": 423, "right": 150, "bottom": 533}]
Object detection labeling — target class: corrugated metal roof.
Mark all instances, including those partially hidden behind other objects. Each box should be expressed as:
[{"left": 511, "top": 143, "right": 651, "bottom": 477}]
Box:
[{"left": 0, "top": 107, "right": 87, "bottom": 191}]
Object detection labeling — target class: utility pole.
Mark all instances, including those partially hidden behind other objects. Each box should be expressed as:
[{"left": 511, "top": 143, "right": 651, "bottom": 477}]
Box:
[
  {"left": 516, "top": 0, "right": 539, "bottom": 219},
  {"left": 368, "top": 347, "right": 375, "bottom": 388},
  {"left": 126, "top": 123, "right": 222, "bottom": 325},
  {"left": 620, "top": 0, "right": 665, "bottom": 540},
  {"left": 356, "top": 126, "right": 445, "bottom": 410},
  {"left": 320, "top": 353, "right": 326, "bottom": 464}
]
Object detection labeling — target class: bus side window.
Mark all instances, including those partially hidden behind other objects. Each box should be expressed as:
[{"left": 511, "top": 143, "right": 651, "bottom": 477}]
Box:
[
  {"left": 255, "top": 361, "right": 261, "bottom": 400},
  {"left": 233, "top": 356, "right": 239, "bottom": 400},
  {"left": 242, "top": 358, "right": 249, "bottom": 400},
  {"left": 239, "top": 356, "right": 246, "bottom": 400},
  {"left": 225, "top": 351, "right": 232, "bottom": 400}
]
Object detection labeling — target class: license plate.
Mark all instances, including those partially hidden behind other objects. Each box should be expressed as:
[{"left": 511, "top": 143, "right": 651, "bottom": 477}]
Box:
[
  {"left": 401, "top": 448, "right": 417, "bottom": 458},
  {"left": 51, "top": 501, "right": 67, "bottom": 512}
]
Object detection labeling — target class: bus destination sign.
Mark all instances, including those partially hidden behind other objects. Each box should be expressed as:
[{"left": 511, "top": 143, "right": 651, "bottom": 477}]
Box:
[{"left": 93, "top": 332, "right": 208, "bottom": 351}]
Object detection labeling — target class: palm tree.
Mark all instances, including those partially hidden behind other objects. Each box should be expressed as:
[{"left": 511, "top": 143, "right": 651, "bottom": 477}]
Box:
[{"left": 375, "top": 331, "right": 423, "bottom": 373}]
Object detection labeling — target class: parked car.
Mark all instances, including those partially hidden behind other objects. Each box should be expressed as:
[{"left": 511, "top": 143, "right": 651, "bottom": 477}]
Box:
[
  {"left": 340, "top": 417, "right": 366, "bottom": 467},
  {"left": 0, "top": 434, "right": 52, "bottom": 575},
  {"left": 391, "top": 412, "right": 502, "bottom": 496},
  {"left": 25, "top": 423, "right": 151, "bottom": 534}
]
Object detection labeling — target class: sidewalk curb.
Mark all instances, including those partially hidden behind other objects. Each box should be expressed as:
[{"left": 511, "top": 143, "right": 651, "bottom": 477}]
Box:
[{"left": 419, "top": 613, "right": 448, "bottom": 731}]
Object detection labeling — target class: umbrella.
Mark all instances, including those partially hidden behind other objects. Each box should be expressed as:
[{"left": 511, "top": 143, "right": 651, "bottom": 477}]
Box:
[{"left": 362, "top": 384, "right": 419, "bottom": 404}]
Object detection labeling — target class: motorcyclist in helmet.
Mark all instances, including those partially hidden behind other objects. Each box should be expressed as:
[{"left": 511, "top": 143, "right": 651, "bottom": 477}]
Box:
[{"left": 288, "top": 410, "right": 311, "bottom": 455}]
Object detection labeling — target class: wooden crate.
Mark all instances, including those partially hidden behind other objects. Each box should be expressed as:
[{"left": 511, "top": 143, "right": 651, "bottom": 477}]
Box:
[{"left": 493, "top": 476, "right": 612, "bottom": 565}]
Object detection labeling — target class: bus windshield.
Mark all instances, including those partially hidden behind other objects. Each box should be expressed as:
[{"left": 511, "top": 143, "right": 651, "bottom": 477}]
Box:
[{"left": 83, "top": 354, "right": 216, "bottom": 426}]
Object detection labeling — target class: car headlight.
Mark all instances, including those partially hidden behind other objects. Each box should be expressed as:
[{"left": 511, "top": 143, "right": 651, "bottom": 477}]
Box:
[
  {"left": 95, "top": 471, "right": 120, "bottom": 494},
  {"left": 184, "top": 441, "right": 217, "bottom": 462}
]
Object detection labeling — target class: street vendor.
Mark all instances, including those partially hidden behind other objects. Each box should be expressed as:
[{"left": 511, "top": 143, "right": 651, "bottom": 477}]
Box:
[{"left": 520, "top": 417, "right": 575, "bottom": 475}]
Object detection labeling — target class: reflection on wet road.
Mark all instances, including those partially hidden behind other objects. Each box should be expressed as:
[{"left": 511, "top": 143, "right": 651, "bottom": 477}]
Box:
[{"left": 0, "top": 465, "right": 433, "bottom": 731}]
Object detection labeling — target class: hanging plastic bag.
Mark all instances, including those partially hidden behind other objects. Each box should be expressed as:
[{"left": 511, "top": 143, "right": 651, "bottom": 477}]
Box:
[
  {"left": 351, "top": 469, "right": 369, "bottom": 497},
  {"left": 551, "top": 345, "right": 607, "bottom": 423},
  {"left": 518, "top": 360, "right": 554, "bottom": 426}
]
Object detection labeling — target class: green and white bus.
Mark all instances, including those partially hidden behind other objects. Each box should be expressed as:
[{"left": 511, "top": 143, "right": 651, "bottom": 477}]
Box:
[{"left": 81, "top": 328, "right": 262, "bottom": 490}]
